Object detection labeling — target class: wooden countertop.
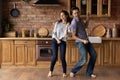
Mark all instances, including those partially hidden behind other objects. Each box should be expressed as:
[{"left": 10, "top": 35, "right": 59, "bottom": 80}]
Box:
[{"left": 0, "top": 37, "right": 120, "bottom": 41}]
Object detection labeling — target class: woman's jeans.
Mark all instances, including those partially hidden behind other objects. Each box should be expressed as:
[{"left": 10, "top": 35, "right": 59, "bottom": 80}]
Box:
[
  {"left": 71, "top": 42, "right": 97, "bottom": 76},
  {"left": 50, "top": 39, "right": 67, "bottom": 73}
]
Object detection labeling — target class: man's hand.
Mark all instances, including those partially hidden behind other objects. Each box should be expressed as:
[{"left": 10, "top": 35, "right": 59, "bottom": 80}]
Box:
[{"left": 83, "top": 40, "right": 89, "bottom": 44}]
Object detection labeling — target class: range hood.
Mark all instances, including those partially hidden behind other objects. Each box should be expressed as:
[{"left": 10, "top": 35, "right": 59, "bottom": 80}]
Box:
[{"left": 34, "top": 0, "right": 61, "bottom": 6}]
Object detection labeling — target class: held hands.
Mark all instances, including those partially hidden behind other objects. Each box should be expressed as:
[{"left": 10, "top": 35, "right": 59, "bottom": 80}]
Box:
[
  {"left": 64, "top": 23, "right": 70, "bottom": 38},
  {"left": 66, "top": 23, "right": 70, "bottom": 29}
]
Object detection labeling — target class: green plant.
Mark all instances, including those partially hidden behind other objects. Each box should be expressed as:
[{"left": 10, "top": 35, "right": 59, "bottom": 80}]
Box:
[{"left": 2, "top": 18, "right": 14, "bottom": 32}]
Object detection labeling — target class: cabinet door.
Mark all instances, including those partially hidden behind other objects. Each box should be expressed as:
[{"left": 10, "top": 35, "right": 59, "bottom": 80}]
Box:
[
  {"left": 2, "top": 40, "right": 14, "bottom": 65},
  {"left": 67, "top": 41, "right": 79, "bottom": 65},
  {"left": 25, "top": 45, "right": 36, "bottom": 65},
  {"left": 99, "top": 0, "right": 111, "bottom": 17},
  {"left": 112, "top": 41, "right": 120, "bottom": 66},
  {"left": 68, "top": 0, "right": 111, "bottom": 17},
  {"left": 14, "top": 45, "right": 25, "bottom": 65},
  {"left": 102, "top": 40, "right": 112, "bottom": 65},
  {"left": 0, "top": 41, "right": 1, "bottom": 65},
  {"left": 92, "top": 44, "right": 102, "bottom": 66}
]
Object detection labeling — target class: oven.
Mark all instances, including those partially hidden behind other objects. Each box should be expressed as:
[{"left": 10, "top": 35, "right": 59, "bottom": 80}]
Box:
[{"left": 36, "top": 40, "right": 52, "bottom": 61}]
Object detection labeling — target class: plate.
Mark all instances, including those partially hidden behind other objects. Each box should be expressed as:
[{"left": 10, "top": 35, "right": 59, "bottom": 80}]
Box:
[{"left": 92, "top": 25, "right": 106, "bottom": 37}]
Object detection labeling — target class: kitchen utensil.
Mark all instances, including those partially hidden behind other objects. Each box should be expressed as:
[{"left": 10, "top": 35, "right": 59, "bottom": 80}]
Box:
[
  {"left": 92, "top": 25, "right": 106, "bottom": 37},
  {"left": 38, "top": 27, "right": 49, "bottom": 37},
  {"left": 10, "top": 3, "right": 20, "bottom": 17}
]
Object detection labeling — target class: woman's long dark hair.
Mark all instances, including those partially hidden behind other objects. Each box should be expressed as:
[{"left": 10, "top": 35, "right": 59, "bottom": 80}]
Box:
[{"left": 58, "top": 10, "right": 71, "bottom": 23}]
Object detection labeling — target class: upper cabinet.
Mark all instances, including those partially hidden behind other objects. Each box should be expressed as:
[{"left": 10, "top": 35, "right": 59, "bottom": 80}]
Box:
[{"left": 68, "top": 0, "right": 111, "bottom": 17}]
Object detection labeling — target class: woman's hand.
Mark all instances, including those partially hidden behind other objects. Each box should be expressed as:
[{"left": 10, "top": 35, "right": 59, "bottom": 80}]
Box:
[
  {"left": 57, "top": 40, "right": 61, "bottom": 44},
  {"left": 66, "top": 23, "right": 70, "bottom": 29}
]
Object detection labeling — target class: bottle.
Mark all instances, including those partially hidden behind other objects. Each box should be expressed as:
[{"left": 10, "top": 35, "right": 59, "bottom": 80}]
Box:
[
  {"left": 112, "top": 25, "right": 117, "bottom": 38},
  {"left": 106, "top": 28, "right": 111, "bottom": 38},
  {"left": 21, "top": 28, "right": 25, "bottom": 37}
]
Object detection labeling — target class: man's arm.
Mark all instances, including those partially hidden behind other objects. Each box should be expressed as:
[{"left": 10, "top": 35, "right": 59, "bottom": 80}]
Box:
[
  {"left": 72, "top": 30, "right": 88, "bottom": 44},
  {"left": 84, "top": 12, "right": 90, "bottom": 28}
]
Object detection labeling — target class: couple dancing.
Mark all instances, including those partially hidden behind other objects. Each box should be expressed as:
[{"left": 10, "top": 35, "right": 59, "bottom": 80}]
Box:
[{"left": 48, "top": 7, "right": 97, "bottom": 78}]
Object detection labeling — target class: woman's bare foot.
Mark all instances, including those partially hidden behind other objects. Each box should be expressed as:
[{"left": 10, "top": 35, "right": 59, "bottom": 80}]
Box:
[
  {"left": 48, "top": 71, "right": 52, "bottom": 77},
  {"left": 63, "top": 73, "right": 67, "bottom": 78}
]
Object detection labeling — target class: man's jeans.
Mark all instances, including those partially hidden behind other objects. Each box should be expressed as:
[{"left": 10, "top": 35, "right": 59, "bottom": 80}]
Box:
[
  {"left": 71, "top": 42, "right": 97, "bottom": 76},
  {"left": 50, "top": 39, "right": 67, "bottom": 73}
]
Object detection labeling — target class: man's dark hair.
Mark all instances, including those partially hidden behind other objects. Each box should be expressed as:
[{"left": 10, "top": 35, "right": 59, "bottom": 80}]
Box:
[{"left": 71, "top": 7, "right": 80, "bottom": 13}]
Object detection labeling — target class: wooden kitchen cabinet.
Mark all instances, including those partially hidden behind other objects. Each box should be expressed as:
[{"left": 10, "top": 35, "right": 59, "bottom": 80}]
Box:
[
  {"left": 92, "top": 44, "right": 102, "bottom": 66},
  {"left": 0, "top": 41, "right": 2, "bottom": 66},
  {"left": 14, "top": 40, "right": 36, "bottom": 66},
  {"left": 66, "top": 40, "right": 102, "bottom": 66},
  {"left": 66, "top": 40, "right": 79, "bottom": 65},
  {"left": 102, "top": 40, "right": 112, "bottom": 65},
  {"left": 1, "top": 40, "right": 14, "bottom": 66},
  {"left": 112, "top": 41, "right": 120, "bottom": 66},
  {"left": 68, "top": 0, "right": 111, "bottom": 17}
]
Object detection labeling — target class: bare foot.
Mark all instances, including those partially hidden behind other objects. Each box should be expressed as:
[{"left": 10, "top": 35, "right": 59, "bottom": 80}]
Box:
[
  {"left": 48, "top": 71, "right": 52, "bottom": 77},
  {"left": 70, "top": 72, "right": 75, "bottom": 77}
]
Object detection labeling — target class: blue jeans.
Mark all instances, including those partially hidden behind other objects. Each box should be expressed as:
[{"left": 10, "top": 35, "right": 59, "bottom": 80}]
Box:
[
  {"left": 50, "top": 39, "right": 67, "bottom": 73},
  {"left": 71, "top": 42, "right": 97, "bottom": 76}
]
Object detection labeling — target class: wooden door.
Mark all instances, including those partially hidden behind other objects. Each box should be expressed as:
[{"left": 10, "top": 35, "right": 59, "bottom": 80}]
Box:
[
  {"left": 67, "top": 41, "right": 79, "bottom": 65},
  {"left": 14, "top": 44, "right": 25, "bottom": 65},
  {"left": 112, "top": 41, "right": 120, "bottom": 66},
  {"left": 102, "top": 40, "right": 112, "bottom": 65},
  {"left": 25, "top": 45, "right": 36, "bottom": 65},
  {"left": 93, "top": 44, "right": 102, "bottom": 66},
  {"left": 1, "top": 40, "right": 14, "bottom": 65}
]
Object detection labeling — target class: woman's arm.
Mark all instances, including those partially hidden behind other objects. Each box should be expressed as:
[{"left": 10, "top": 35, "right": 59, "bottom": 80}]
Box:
[{"left": 52, "top": 22, "right": 61, "bottom": 44}]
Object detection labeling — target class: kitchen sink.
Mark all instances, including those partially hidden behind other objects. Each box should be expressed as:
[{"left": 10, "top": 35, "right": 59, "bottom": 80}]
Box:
[{"left": 88, "top": 36, "right": 102, "bottom": 43}]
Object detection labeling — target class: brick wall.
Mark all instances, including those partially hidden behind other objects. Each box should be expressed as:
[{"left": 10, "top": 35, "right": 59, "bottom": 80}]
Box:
[
  {"left": 2, "top": 0, "right": 120, "bottom": 34},
  {"left": 2, "top": 0, "right": 67, "bottom": 33}
]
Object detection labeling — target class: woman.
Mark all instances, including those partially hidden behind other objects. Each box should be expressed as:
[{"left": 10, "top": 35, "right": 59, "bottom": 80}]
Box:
[{"left": 48, "top": 10, "right": 71, "bottom": 77}]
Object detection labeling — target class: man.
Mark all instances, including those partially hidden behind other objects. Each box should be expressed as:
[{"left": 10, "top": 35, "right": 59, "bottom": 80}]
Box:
[{"left": 69, "top": 7, "right": 97, "bottom": 78}]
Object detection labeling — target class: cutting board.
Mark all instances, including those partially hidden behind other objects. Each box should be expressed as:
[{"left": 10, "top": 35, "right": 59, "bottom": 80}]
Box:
[
  {"left": 92, "top": 25, "right": 106, "bottom": 37},
  {"left": 38, "top": 27, "right": 49, "bottom": 37}
]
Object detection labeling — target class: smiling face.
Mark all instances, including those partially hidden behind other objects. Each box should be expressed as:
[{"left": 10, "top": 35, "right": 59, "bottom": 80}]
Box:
[
  {"left": 72, "top": 9, "right": 80, "bottom": 18},
  {"left": 60, "top": 12, "right": 67, "bottom": 21}
]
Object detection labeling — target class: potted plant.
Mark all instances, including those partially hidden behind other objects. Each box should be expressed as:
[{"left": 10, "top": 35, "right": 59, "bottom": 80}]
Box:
[{"left": 2, "top": 18, "right": 14, "bottom": 32}]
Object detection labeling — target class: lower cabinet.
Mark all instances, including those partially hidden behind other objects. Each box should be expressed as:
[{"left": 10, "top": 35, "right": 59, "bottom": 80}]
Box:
[
  {"left": 14, "top": 44, "right": 25, "bottom": 65},
  {"left": 1, "top": 39, "right": 120, "bottom": 67},
  {"left": 0, "top": 41, "right": 1, "bottom": 66},
  {"left": 1, "top": 40, "right": 14, "bottom": 66},
  {"left": 66, "top": 40, "right": 102, "bottom": 66},
  {"left": 112, "top": 41, "right": 120, "bottom": 66},
  {"left": 14, "top": 40, "right": 36, "bottom": 66},
  {"left": 102, "top": 40, "right": 112, "bottom": 65},
  {"left": 66, "top": 40, "right": 79, "bottom": 65},
  {"left": 92, "top": 44, "right": 102, "bottom": 66}
]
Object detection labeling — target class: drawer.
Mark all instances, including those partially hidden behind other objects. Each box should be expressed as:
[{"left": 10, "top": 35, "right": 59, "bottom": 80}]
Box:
[{"left": 14, "top": 40, "right": 35, "bottom": 45}]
